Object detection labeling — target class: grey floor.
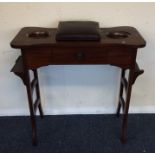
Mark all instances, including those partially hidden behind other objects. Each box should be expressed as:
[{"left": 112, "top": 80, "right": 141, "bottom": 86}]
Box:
[{"left": 0, "top": 114, "right": 154, "bottom": 152}]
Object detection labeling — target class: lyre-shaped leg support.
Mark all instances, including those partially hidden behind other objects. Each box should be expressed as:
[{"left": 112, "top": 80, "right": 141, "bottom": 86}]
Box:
[
  {"left": 11, "top": 56, "right": 44, "bottom": 145},
  {"left": 116, "top": 62, "right": 144, "bottom": 143}
]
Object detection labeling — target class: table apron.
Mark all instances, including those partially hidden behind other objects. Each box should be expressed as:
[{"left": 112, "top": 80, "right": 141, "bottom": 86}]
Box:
[{"left": 22, "top": 47, "right": 137, "bottom": 69}]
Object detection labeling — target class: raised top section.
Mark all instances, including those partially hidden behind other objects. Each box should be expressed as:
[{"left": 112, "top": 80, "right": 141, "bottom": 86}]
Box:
[
  {"left": 55, "top": 21, "right": 101, "bottom": 41},
  {"left": 11, "top": 26, "right": 146, "bottom": 49}
]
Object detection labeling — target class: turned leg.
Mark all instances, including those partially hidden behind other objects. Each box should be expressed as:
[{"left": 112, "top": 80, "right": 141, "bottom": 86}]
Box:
[
  {"left": 25, "top": 70, "right": 38, "bottom": 145},
  {"left": 116, "top": 69, "right": 125, "bottom": 117},
  {"left": 121, "top": 69, "right": 135, "bottom": 143}
]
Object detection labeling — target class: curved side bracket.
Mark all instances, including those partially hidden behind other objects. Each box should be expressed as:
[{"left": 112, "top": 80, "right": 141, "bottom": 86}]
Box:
[
  {"left": 11, "top": 56, "right": 26, "bottom": 85},
  {"left": 132, "top": 62, "right": 144, "bottom": 85}
]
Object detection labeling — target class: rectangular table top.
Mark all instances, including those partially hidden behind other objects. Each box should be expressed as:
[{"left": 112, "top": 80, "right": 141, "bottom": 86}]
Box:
[{"left": 11, "top": 26, "right": 146, "bottom": 49}]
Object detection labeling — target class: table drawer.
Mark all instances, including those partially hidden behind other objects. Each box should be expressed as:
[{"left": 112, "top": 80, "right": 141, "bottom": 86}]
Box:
[
  {"left": 23, "top": 47, "right": 136, "bottom": 69},
  {"left": 24, "top": 48, "right": 51, "bottom": 68},
  {"left": 108, "top": 48, "right": 135, "bottom": 67},
  {"left": 51, "top": 48, "right": 108, "bottom": 64}
]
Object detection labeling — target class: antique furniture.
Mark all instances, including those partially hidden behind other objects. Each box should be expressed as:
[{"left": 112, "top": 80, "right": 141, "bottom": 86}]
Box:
[{"left": 10, "top": 26, "right": 146, "bottom": 145}]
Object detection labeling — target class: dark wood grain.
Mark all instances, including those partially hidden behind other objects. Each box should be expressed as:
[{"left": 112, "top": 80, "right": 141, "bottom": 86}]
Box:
[
  {"left": 11, "top": 27, "right": 146, "bottom": 48},
  {"left": 22, "top": 46, "right": 136, "bottom": 69}
]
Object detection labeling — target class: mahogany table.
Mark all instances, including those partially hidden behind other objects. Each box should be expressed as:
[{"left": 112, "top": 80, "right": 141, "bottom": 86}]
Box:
[{"left": 10, "top": 26, "right": 146, "bottom": 145}]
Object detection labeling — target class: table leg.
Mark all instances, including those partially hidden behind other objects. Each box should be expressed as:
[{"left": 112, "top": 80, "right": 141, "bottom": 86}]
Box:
[
  {"left": 11, "top": 56, "right": 45, "bottom": 145},
  {"left": 33, "top": 69, "right": 44, "bottom": 118},
  {"left": 116, "top": 69, "right": 125, "bottom": 117},
  {"left": 121, "top": 69, "right": 134, "bottom": 143},
  {"left": 25, "top": 70, "right": 38, "bottom": 145}
]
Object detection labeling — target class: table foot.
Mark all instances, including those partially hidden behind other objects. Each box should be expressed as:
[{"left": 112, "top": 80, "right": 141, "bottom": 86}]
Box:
[
  {"left": 31, "top": 118, "right": 38, "bottom": 146},
  {"left": 120, "top": 135, "right": 127, "bottom": 144}
]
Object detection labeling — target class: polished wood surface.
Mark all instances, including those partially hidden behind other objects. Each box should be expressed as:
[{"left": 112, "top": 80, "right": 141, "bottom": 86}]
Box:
[
  {"left": 11, "top": 26, "right": 146, "bottom": 145},
  {"left": 21, "top": 46, "right": 136, "bottom": 69},
  {"left": 11, "top": 27, "right": 145, "bottom": 48}
]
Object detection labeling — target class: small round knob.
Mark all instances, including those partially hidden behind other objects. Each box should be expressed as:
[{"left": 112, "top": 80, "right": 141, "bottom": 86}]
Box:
[{"left": 75, "top": 52, "right": 85, "bottom": 61}]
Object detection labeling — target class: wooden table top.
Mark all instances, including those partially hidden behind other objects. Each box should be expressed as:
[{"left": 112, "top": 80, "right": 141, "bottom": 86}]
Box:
[{"left": 11, "top": 26, "right": 146, "bottom": 49}]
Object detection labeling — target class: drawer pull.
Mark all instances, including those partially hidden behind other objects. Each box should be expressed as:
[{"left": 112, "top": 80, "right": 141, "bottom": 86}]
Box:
[{"left": 75, "top": 52, "right": 85, "bottom": 61}]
